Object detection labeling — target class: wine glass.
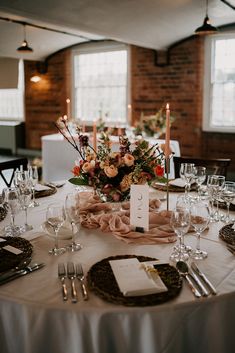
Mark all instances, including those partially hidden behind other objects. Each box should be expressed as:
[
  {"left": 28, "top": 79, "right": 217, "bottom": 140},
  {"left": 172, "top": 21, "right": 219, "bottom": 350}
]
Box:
[
  {"left": 18, "top": 185, "right": 33, "bottom": 231},
  {"left": 207, "top": 175, "right": 225, "bottom": 221},
  {"left": 28, "top": 166, "right": 39, "bottom": 207},
  {"left": 193, "top": 166, "right": 206, "bottom": 196},
  {"left": 169, "top": 208, "right": 191, "bottom": 263},
  {"left": 220, "top": 181, "right": 235, "bottom": 223},
  {"left": 190, "top": 200, "right": 210, "bottom": 260},
  {"left": 180, "top": 163, "right": 195, "bottom": 198},
  {"left": 46, "top": 204, "right": 66, "bottom": 255},
  {"left": 18, "top": 170, "right": 30, "bottom": 189},
  {"left": 175, "top": 195, "right": 192, "bottom": 253},
  {"left": 65, "top": 193, "right": 82, "bottom": 251},
  {"left": 13, "top": 170, "right": 22, "bottom": 188},
  {"left": 2, "top": 187, "right": 21, "bottom": 236}
]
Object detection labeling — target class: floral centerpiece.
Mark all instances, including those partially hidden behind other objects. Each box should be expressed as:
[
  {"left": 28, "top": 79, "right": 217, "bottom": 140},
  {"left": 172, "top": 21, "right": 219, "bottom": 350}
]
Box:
[
  {"left": 134, "top": 106, "right": 175, "bottom": 138},
  {"left": 55, "top": 116, "right": 165, "bottom": 202}
]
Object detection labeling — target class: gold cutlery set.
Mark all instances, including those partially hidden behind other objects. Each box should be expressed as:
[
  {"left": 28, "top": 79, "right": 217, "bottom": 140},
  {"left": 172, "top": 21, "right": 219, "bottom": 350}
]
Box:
[
  {"left": 176, "top": 261, "right": 217, "bottom": 298},
  {"left": 58, "top": 262, "right": 88, "bottom": 302}
]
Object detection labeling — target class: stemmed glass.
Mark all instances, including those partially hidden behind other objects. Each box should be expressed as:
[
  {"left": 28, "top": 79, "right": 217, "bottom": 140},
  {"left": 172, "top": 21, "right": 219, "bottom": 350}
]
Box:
[
  {"left": 18, "top": 170, "right": 30, "bottom": 189},
  {"left": 2, "top": 187, "right": 21, "bottom": 236},
  {"left": 169, "top": 208, "right": 191, "bottom": 263},
  {"left": 220, "top": 181, "right": 235, "bottom": 223},
  {"left": 65, "top": 193, "right": 82, "bottom": 251},
  {"left": 180, "top": 163, "right": 195, "bottom": 198},
  {"left": 190, "top": 200, "right": 210, "bottom": 260},
  {"left": 175, "top": 195, "right": 192, "bottom": 253},
  {"left": 193, "top": 166, "right": 206, "bottom": 196},
  {"left": 46, "top": 204, "right": 66, "bottom": 255},
  {"left": 28, "top": 166, "right": 39, "bottom": 207},
  {"left": 18, "top": 185, "right": 33, "bottom": 231},
  {"left": 207, "top": 175, "right": 225, "bottom": 221}
]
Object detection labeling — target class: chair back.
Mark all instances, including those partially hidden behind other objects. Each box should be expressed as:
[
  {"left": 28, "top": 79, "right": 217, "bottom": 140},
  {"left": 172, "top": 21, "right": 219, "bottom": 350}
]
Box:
[
  {"left": 173, "top": 156, "right": 231, "bottom": 178},
  {"left": 0, "top": 158, "right": 28, "bottom": 188}
]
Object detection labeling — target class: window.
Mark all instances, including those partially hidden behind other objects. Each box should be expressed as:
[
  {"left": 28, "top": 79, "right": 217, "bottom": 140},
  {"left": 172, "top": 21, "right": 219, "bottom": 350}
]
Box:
[
  {"left": 72, "top": 42, "right": 129, "bottom": 126},
  {"left": 0, "top": 59, "right": 24, "bottom": 121},
  {"left": 203, "top": 33, "right": 235, "bottom": 132}
]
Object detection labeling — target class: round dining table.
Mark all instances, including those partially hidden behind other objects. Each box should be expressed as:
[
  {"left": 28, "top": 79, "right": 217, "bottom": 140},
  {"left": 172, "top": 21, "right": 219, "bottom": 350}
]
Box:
[{"left": 0, "top": 182, "right": 235, "bottom": 353}]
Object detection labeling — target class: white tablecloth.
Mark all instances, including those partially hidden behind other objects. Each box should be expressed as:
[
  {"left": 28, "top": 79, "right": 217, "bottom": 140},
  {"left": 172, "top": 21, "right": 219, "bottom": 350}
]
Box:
[
  {"left": 41, "top": 134, "right": 180, "bottom": 182},
  {"left": 0, "top": 183, "right": 235, "bottom": 353}
]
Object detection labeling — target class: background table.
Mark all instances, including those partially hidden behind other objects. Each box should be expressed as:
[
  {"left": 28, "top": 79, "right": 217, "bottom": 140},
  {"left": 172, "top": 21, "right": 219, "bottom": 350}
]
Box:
[
  {"left": 41, "top": 133, "right": 181, "bottom": 182},
  {"left": 0, "top": 183, "right": 235, "bottom": 353}
]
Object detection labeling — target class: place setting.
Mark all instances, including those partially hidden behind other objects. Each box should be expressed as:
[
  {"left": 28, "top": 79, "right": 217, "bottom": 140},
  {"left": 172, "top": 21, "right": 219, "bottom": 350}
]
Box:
[
  {"left": 57, "top": 262, "right": 88, "bottom": 302},
  {"left": 0, "top": 235, "right": 45, "bottom": 285}
]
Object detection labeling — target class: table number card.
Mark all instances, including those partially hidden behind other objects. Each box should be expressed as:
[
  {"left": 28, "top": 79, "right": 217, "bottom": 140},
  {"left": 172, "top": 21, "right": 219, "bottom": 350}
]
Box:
[{"left": 130, "top": 184, "right": 149, "bottom": 232}]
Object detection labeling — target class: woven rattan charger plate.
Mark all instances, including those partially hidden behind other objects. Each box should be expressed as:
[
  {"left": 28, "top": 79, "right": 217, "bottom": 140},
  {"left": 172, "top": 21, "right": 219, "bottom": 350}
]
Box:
[
  {"left": 0, "top": 205, "right": 7, "bottom": 222},
  {"left": 219, "top": 223, "right": 235, "bottom": 246},
  {"left": 151, "top": 181, "right": 196, "bottom": 193},
  {"left": 218, "top": 201, "right": 235, "bottom": 212},
  {"left": 0, "top": 236, "right": 33, "bottom": 273},
  {"left": 35, "top": 184, "right": 57, "bottom": 198},
  {"left": 87, "top": 255, "right": 182, "bottom": 306}
]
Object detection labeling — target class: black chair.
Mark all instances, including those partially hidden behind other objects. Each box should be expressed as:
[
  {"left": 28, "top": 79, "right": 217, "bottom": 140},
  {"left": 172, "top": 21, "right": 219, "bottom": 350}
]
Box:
[
  {"left": 173, "top": 156, "right": 231, "bottom": 178},
  {"left": 0, "top": 158, "right": 28, "bottom": 188}
]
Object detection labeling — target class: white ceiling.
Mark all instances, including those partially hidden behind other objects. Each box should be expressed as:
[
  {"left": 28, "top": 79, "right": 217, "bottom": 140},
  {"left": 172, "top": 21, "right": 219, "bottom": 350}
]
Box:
[{"left": 0, "top": 0, "right": 234, "bottom": 61}]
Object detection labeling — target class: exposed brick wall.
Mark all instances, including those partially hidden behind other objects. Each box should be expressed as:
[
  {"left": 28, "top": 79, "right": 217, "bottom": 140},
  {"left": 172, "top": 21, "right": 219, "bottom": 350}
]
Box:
[
  {"left": 24, "top": 50, "right": 71, "bottom": 149},
  {"left": 131, "top": 37, "right": 204, "bottom": 157},
  {"left": 24, "top": 39, "right": 234, "bottom": 174},
  {"left": 130, "top": 38, "right": 235, "bottom": 174}
]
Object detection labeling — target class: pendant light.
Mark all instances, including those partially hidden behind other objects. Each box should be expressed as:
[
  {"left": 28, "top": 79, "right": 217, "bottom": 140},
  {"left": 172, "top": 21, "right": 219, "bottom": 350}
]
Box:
[
  {"left": 17, "top": 24, "right": 33, "bottom": 52},
  {"left": 195, "top": 0, "right": 218, "bottom": 35}
]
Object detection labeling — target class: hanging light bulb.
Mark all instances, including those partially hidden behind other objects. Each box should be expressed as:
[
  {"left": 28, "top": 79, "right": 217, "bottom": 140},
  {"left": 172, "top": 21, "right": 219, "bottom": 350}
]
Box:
[
  {"left": 195, "top": 0, "right": 218, "bottom": 35},
  {"left": 17, "top": 24, "right": 33, "bottom": 52}
]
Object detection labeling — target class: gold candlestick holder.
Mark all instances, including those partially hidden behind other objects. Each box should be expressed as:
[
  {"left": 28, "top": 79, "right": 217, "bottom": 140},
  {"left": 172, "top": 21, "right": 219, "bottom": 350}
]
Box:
[{"left": 165, "top": 157, "right": 170, "bottom": 211}]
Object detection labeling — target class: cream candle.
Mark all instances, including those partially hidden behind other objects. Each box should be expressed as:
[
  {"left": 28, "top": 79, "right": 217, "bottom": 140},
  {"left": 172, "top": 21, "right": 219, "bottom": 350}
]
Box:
[
  {"left": 93, "top": 120, "right": 97, "bottom": 151},
  {"left": 66, "top": 98, "right": 71, "bottom": 120},
  {"left": 82, "top": 121, "right": 86, "bottom": 133},
  {"left": 127, "top": 104, "right": 132, "bottom": 124}
]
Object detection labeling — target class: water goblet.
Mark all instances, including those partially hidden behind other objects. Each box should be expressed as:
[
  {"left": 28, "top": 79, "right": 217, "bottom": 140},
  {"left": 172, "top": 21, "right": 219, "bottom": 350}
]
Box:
[
  {"left": 193, "top": 166, "right": 206, "bottom": 196},
  {"left": 65, "top": 192, "right": 82, "bottom": 251},
  {"left": 169, "top": 208, "right": 191, "bottom": 263},
  {"left": 207, "top": 175, "right": 225, "bottom": 221},
  {"left": 28, "top": 166, "right": 39, "bottom": 207},
  {"left": 3, "top": 187, "right": 21, "bottom": 236},
  {"left": 220, "top": 181, "right": 235, "bottom": 223},
  {"left": 175, "top": 195, "right": 192, "bottom": 253},
  {"left": 18, "top": 170, "right": 30, "bottom": 189},
  {"left": 19, "top": 186, "right": 33, "bottom": 232},
  {"left": 180, "top": 163, "right": 195, "bottom": 198},
  {"left": 13, "top": 170, "right": 22, "bottom": 188},
  {"left": 46, "top": 204, "right": 66, "bottom": 255},
  {"left": 190, "top": 200, "right": 210, "bottom": 260}
]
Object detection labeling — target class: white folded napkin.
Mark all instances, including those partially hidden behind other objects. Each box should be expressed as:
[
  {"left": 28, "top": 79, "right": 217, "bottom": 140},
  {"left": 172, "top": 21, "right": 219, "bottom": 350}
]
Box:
[
  {"left": 109, "top": 258, "right": 168, "bottom": 296},
  {"left": 169, "top": 178, "right": 186, "bottom": 188},
  {"left": 34, "top": 184, "right": 51, "bottom": 192}
]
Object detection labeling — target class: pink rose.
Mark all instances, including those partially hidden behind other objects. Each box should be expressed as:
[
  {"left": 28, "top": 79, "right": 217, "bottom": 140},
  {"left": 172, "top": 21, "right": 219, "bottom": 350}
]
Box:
[
  {"left": 123, "top": 153, "right": 135, "bottom": 167},
  {"left": 82, "top": 161, "right": 93, "bottom": 173},
  {"left": 104, "top": 165, "right": 118, "bottom": 178}
]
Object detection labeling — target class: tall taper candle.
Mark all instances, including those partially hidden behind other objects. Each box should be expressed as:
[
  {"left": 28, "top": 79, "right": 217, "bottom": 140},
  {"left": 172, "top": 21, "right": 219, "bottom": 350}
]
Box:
[
  {"left": 66, "top": 98, "right": 71, "bottom": 120},
  {"left": 93, "top": 120, "right": 97, "bottom": 152},
  {"left": 127, "top": 104, "right": 132, "bottom": 124},
  {"left": 165, "top": 103, "right": 170, "bottom": 159}
]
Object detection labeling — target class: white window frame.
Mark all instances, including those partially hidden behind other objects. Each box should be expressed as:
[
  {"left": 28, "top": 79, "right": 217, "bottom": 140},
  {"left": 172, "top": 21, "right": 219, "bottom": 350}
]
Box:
[
  {"left": 203, "top": 33, "right": 235, "bottom": 133},
  {"left": 71, "top": 41, "right": 131, "bottom": 126},
  {"left": 0, "top": 59, "right": 25, "bottom": 122}
]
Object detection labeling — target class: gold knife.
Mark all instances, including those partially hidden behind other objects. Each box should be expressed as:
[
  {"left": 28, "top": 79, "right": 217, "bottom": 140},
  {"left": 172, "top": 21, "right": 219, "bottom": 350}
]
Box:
[
  {"left": 0, "top": 263, "right": 45, "bottom": 285},
  {"left": 191, "top": 262, "right": 217, "bottom": 295}
]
